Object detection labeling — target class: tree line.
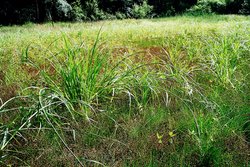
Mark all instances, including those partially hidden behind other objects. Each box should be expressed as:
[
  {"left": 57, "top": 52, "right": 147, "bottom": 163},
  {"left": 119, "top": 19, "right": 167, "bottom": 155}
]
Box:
[{"left": 0, "top": 0, "right": 249, "bottom": 25}]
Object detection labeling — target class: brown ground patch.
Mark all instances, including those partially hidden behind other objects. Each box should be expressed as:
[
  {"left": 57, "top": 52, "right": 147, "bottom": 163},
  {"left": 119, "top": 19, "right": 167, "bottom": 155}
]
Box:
[
  {"left": 112, "top": 47, "right": 130, "bottom": 56},
  {"left": 145, "top": 46, "right": 166, "bottom": 56},
  {"left": 0, "top": 71, "right": 18, "bottom": 103},
  {"left": 0, "top": 85, "right": 17, "bottom": 103},
  {"left": 21, "top": 64, "right": 40, "bottom": 79},
  {"left": 0, "top": 70, "right": 4, "bottom": 82},
  {"left": 224, "top": 135, "right": 249, "bottom": 152},
  {"left": 134, "top": 46, "right": 167, "bottom": 63},
  {"left": 223, "top": 134, "right": 249, "bottom": 165},
  {"left": 112, "top": 46, "right": 166, "bottom": 58},
  {"left": 110, "top": 46, "right": 171, "bottom": 72},
  {"left": 21, "top": 63, "right": 56, "bottom": 80}
]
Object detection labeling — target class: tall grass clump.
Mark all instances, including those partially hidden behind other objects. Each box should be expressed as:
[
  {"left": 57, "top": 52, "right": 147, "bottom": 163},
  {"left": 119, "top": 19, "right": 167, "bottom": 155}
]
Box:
[
  {"left": 34, "top": 34, "right": 163, "bottom": 120},
  {"left": 1, "top": 31, "right": 167, "bottom": 165}
]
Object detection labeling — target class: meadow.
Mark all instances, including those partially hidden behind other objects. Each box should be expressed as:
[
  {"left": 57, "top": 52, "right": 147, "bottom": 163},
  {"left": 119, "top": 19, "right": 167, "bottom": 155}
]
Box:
[{"left": 0, "top": 15, "right": 250, "bottom": 166}]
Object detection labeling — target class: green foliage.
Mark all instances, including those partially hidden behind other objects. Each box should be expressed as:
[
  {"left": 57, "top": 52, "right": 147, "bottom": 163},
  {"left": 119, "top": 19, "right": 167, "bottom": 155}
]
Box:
[
  {"left": 71, "top": 0, "right": 86, "bottom": 21},
  {"left": 131, "top": 1, "right": 153, "bottom": 19},
  {"left": 82, "top": 0, "right": 111, "bottom": 20},
  {"left": 186, "top": 0, "right": 250, "bottom": 15},
  {"left": 84, "top": 0, "right": 101, "bottom": 20},
  {"left": 187, "top": 0, "right": 226, "bottom": 15},
  {"left": 0, "top": 0, "right": 249, "bottom": 25},
  {"left": 55, "top": 0, "right": 73, "bottom": 18},
  {"left": 240, "top": 0, "right": 250, "bottom": 14},
  {"left": 44, "top": 0, "right": 73, "bottom": 21},
  {"left": 115, "top": 12, "right": 127, "bottom": 19}
]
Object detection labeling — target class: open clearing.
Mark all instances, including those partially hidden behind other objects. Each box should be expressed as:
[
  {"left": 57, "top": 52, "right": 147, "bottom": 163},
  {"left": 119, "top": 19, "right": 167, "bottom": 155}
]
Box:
[{"left": 0, "top": 15, "right": 250, "bottom": 166}]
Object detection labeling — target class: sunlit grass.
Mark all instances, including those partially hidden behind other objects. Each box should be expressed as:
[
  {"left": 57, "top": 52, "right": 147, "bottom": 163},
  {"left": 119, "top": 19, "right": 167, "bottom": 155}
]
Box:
[{"left": 0, "top": 15, "right": 249, "bottom": 166}]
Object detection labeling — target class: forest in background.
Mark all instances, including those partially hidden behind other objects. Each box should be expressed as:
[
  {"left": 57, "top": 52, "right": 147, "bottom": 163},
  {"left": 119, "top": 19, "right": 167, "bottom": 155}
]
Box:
[{"left": 0, "top": 0, "right": 250, "bottom": 25}]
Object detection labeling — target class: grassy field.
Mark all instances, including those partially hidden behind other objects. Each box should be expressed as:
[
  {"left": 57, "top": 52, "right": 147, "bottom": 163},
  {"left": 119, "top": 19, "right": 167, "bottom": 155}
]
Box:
[{"left": 0, "top": 15, "right": 250, "bottom": 166}]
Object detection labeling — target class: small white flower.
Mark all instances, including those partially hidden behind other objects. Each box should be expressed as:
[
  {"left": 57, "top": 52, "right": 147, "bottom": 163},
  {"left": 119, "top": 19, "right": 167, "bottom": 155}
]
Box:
[{"left": 185, "top": 82, "right": 193, "bottom": 96}]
